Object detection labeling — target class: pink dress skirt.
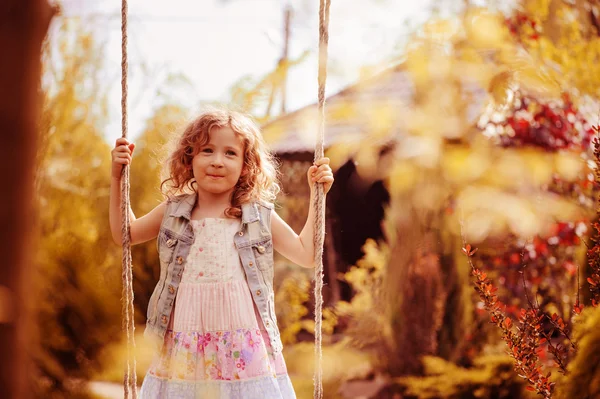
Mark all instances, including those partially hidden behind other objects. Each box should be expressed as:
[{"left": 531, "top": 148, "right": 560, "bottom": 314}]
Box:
[{"left": 139, "top": 218, "right": 296, "bottom": 398}]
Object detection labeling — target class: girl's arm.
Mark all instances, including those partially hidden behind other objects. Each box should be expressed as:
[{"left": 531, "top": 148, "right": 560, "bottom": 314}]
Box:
[
  {"left": 271, "top": 157, "right": 334, "bottom": 268},
  {"left": 109, "top": 138, "right": 165, "bottom": 246}
]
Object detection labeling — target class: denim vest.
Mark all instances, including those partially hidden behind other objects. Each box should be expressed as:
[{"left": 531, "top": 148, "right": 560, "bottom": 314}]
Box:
[{"left": 144, "top": 193, "right": 283, "bottom": 354}]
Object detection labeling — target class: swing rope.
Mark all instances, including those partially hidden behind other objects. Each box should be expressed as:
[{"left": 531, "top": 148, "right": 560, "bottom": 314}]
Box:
[
  {"left": 313, "top": 0, "right": 331, "bottom": 398},
  {"left": 121, "top": 0, "right": 137, "bottom": 397}
]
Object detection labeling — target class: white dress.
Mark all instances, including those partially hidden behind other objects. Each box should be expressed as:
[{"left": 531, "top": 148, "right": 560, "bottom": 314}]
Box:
[{"left": 139, "top": 218, "right": 296, "bottom": 398}]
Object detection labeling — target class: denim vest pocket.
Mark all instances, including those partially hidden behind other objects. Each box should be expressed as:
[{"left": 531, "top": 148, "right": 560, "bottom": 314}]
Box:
[
  {"left": 158, "top": 230, "right": 177, "bottom": 264},
  {"left": 252, "top": 240, "right": 273, "bottom": 271}
]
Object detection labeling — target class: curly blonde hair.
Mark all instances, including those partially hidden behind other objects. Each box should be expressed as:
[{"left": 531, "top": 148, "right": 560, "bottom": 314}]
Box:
[{"left": 160, "top": 107, "right": 280, "bottom": 218}]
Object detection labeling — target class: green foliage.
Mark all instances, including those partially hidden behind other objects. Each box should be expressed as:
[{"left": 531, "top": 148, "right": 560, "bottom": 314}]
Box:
[
  {"left": 554, "top": 306, "right": 600, "bottom": 399},
  {"left": 336, "top": 239, "right": 389, "bottom": 352},
  {"left": 274, "top": 268, "right": 310, "bottom": 345},
  {"left": 396, "top": 355, "right": 538, "bottom": 399}
]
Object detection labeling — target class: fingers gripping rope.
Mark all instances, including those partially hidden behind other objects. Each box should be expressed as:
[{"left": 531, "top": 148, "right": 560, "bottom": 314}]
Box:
[
  {"left": 314, "top": 0, "right": 331, "bottom": 398},
  {"left": 121, "top": 0, "right": 137, "bottom": 397}
]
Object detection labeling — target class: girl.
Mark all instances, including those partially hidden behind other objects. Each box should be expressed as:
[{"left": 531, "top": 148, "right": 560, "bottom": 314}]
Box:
[{"left": 109, "top": 108, "right": 334, "bottom": 399}]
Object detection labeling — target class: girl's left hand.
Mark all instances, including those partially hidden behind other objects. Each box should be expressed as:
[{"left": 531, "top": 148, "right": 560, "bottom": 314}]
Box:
[{"left": 307, "top": 157, "right": 334, "bottom": 195}]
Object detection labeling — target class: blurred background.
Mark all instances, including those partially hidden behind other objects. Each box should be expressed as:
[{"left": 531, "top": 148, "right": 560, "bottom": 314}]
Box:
[{"left": 9, "top": 0, "right": 600, "bottom": 397}]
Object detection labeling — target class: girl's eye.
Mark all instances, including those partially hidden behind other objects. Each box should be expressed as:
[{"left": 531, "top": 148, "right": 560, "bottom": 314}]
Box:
[
  {"left": 226, "top": 150, "right": 237, "bottom": 156},
  {"left": 201, "top": 148, "right": 213, "bottom": 153}
]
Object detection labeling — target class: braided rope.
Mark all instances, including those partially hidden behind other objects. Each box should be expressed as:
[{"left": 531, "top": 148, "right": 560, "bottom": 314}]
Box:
[
  {"left": 121, "top": 0, "right": 137, "bottom": 397},
  {"left": 313, "top": 0, "right": 331, "bottom": 397}
]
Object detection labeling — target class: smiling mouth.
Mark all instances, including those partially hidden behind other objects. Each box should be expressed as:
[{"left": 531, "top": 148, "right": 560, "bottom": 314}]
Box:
[{"left": 207, "top": 174, "right": 224, "bottom": 178}]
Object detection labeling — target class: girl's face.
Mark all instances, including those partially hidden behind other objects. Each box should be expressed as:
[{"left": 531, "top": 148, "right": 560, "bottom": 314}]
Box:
[{"left": 192, "top": 126, "right": 245, "bottom": 199}]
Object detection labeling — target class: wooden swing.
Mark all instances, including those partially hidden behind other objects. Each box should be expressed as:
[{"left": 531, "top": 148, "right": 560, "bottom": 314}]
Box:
[{"left": 118, "top": 0, "right": 332, "bottom": 398}]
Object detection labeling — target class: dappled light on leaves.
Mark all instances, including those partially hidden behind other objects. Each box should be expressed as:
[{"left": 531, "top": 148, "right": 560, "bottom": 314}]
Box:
[
  {"left": 441, "top": 144, "right": 491, "bottom": 184},
  {"left": 464, "top": 9, "right": 509, "bottom": 50},
  {"left": 386, "top": 161, "right": 418, "bottom": 196}
]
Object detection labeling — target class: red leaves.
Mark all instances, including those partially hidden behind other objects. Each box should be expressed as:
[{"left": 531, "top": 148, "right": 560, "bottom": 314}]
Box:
[
  {"left": 549, "top": 313, "right": 566, "bottom": 327},
  {"left": 466, "top": 242, "right": 556, "bottom": 398},
  {"left": 462, "top": 244, "right": 478, "bottom": 257},
  {"left": 484, "top": 93, "right": 593, "bottom": 151},
  {"left": 471, "top": 270, "right": 555, "bottom": 395},
  {"left": 588, "top": 139, "right": 600, "bottom": 306}
]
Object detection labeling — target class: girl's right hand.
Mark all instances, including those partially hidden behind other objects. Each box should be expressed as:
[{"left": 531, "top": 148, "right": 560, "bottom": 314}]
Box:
[{"left": 111, "top": 138, "right": 135, "bottom": 179}]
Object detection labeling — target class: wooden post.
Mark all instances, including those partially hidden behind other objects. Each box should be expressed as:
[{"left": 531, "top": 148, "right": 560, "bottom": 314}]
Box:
[{"left": 0, "top": 1, "right": 55, "bottom": 398}]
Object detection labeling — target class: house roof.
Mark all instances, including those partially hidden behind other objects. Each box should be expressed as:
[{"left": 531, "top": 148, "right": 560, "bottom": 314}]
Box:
[
  {"left": 262, "top": 62, "right": 490, "bottom": 155},
  {"left": 261, "top": 64, "right": 417, "bottom": 154}
]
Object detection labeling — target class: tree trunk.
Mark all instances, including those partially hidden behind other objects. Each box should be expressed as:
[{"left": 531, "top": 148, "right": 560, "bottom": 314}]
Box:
[{"left": 0, "top": 1, "right": 54, "bottom": 398}]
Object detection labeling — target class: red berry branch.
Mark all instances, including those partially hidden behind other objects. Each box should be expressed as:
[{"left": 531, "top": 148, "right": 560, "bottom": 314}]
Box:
[
  {"left": 588, "top": 129, "right": 600, "bottom": 307},
  {"left": 463, "top": 244, "right": 554, "bottom": 398},
  {"left": 519, "top": 268, "right": 574, "bottom": 376},
  {"left": 543, "top": 312, "right": 575, "bottom": 372},
  {"left": 478, "top": 92, "right": 595, "bottom": 152}
]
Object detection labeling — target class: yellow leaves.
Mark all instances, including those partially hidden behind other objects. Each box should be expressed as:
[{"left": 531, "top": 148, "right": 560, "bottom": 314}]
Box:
[
  {"left": 422, "top": 18, "right": 462, "bottom": 43},
  {"left": 454, "top": 185, "right": 585, "bottom": 242},
  {"left": 523, "top": 150, "right": 554, "bottom": 186},
  {"left": 329, "top": 101, "right": 357, "bottom": 123},
  {"left": 516, "top": 65, "right": 562, "bottom": 101},
  {"left": 453, "top": 58, "right": 495, "bottom": 90},
  {"left": 442, "top": 145, "right": 491, "bottom": 184},
  {"left": 354, "top": 143, "right": 382, "bottom": 182},
  {"left": 261, "top": 120, "right": 286, "bottom": 146},
  {"left": 488, "top": 70, "right": 517, "bottom": 107},
  {"left": 464, "top": 9, "right": 509, "bottom": 50},
  {"left": 494, "top": 46, "right": 562, "bottom": 101},
  {"left": 405, "top": 42, "right": 433, "bottom": 88},
  {"left": 337, "top": 239, "right": 388, "bottom": 324},
  {"left": 524, "top": 0, "right": 552, "bottom": 22},
  {"left": 484, "top": 149, "right": 529, "bottom": 188},
  {"left": 475, "top": 148, "right": 570, "bottom": 189},
  {"left": 358, "top": 239, "right": 388, "bottom": 272},
  {"left": 325, "top": 140, "right": 361, "bottom": 171},
  {"left": 555, "top": 151, "right": 584, "bottom": 181},
  {"left": 364, "top": 101, "right": 400, "bottom": 141},
  {"left": 275, "top": 270, "right": 310, "bottom": 345},
  {"left": 461, "top": 210, "right": 505, "bottom": 244},
  {"left": 387, "top": 160, "right": 419, "bottom": 195},
  {"left": 512, "top": 1, "right": 600, "bottom": 99},
  {"left": 321, "top": 308, "right": 338, "bottom": 336}
]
